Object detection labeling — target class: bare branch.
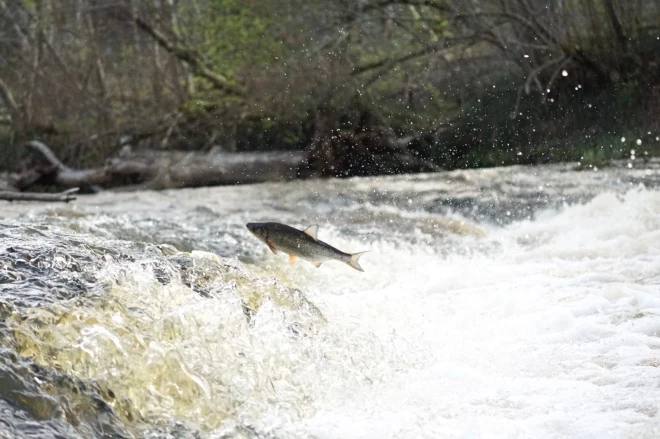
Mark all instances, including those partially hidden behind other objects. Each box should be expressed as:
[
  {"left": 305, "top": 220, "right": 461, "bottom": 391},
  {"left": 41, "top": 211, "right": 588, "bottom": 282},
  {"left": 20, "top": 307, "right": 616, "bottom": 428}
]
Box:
[
  {"left": 360, "top": 0, "right": 449, "bottom": 15},
  {"left": 0, "top": 188, "right": 79, "bottom": 203},
  {"left": 0, "top": 78, "right": 18, "bottom": 112},
  {"left": 132, "top": 15, "right": 244, "bottom": 96},
  {"left": 524, "top": 55, "right": 568, "bottom": 94},
  {"left": 0, "top": 0, "right": 31, "bottom": 50},
  {"left": 602, "top": 0, "right": 627, "bottom": 52},
  {"left": 352, "top": 34, "right": 478, "bottom": 77},
  {"left": 26, "top": 140, "right": 104, "bottom": 192},
  {"left": 27, "top": 140, "right": 68, "bottom": 171},
  {"left": 545, "top": 57, "right": 572, "bottom": 91}
]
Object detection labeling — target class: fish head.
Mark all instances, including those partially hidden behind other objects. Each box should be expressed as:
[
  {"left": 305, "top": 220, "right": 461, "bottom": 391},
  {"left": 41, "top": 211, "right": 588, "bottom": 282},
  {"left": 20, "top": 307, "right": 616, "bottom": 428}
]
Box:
[{"left": 246, "top": 222, "right": 269, "bottom": 242}]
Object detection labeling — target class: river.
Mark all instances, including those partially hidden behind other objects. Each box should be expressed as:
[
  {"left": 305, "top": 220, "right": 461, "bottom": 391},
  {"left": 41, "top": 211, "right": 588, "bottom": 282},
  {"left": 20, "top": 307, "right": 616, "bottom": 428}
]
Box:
[{"left": 1, "top": 160, "right": 660, "bottom": 439}]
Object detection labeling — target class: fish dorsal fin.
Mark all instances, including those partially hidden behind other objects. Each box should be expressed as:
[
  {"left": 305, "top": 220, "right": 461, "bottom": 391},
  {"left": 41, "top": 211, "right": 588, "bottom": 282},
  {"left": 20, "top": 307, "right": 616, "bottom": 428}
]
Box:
[
  {"left": 311, "top": 260, "right": 323, "bottom": 268},
  {"left": 303, "top": 225, "right": 319, "bottom": 239}
]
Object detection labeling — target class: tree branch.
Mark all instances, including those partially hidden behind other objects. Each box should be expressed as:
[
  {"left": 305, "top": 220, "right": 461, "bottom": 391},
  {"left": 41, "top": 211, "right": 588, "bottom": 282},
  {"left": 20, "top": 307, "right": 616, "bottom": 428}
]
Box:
[
  {"left": 360, "top": 0, "right": 449, "bottom": 15},
  {"left": 0, "top": 188, "right": 78, "bottom": 203},
  {"left": 352, "top": 36, "right": 476, "bottom": 76},
  {"left": 0, "top": 77, "right": 21, "bottom": 122},
  {"left": 26, "top": 140, "right": 104, "bottom": 192},
  {"left": 27, "top": 140, "right": 68, "bottom": 171},
  {"left": 132, "top": 15, "right": 244, "bottom": 96},
  {"left": 602, "top": 0, "right": 627, "bottom": 52}
]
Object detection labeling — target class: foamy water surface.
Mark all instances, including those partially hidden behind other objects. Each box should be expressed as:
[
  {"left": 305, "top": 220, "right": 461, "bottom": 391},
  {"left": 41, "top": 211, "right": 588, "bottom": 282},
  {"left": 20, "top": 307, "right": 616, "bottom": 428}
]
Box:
[{"left": 1, "top": 161, "right": 659, "bottom": 438}]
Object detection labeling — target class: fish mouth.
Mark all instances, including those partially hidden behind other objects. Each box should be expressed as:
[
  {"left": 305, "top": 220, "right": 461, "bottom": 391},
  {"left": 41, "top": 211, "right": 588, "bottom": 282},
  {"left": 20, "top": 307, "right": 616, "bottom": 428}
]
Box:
[
  {"left": 246, "top": 222, "right": 258, "bottom": 233},
  {"left": 245, "top": 222, "right": 262, "bottom": 238}
]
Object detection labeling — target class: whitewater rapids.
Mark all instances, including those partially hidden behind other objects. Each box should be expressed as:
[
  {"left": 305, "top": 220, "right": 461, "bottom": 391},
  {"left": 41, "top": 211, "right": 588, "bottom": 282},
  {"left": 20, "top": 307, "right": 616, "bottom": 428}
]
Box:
[{"left": 1, "top": 161, "right": 659, "bottom": 438}]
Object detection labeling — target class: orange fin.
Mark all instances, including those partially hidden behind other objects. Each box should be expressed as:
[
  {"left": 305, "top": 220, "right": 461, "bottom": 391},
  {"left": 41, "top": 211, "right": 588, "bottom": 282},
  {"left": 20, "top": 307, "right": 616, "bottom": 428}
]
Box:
[
  {"left": 289, "top": 254, "right": 298, "bottom": 264},
  {"left": 266, "top": 240, "right": 278, "bottom": 254},
  {"left": 303, "top": 225, "right": 319, "bottom": 239},
  {"left": 311, "top": 260, "right": 322, "bottom": 268}
]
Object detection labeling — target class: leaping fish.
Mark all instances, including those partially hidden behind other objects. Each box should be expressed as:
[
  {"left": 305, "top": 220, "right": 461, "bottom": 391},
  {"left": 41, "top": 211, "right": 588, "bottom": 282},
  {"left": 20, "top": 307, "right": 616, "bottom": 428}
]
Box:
[{"left": 246, "top": 222, "right": 368, "bottom": 272}]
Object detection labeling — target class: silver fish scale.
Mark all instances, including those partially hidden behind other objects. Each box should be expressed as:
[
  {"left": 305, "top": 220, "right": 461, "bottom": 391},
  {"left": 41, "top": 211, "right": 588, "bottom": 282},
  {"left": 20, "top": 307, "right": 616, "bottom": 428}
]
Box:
[{"left": 274, "top": 230, "right": 349, "bottom": 262}]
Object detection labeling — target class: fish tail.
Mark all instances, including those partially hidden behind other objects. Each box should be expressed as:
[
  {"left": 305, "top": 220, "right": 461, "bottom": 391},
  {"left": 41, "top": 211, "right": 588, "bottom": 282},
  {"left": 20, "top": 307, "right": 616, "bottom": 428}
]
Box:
[{"left": 346, "top": 251, "right": 368, "bottom": 272}]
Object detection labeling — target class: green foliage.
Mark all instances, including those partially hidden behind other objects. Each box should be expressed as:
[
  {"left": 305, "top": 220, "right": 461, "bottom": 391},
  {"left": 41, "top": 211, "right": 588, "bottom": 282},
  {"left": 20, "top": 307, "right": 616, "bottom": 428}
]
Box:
[
  {"left": 181, "top": 0, "right": 292, "bottom": 79},
  {"left": 204, "top": 4, "right": 264, "bottom": 73},
  {"left": 1, "top": 0, "right": 659, "bottom": 175}
]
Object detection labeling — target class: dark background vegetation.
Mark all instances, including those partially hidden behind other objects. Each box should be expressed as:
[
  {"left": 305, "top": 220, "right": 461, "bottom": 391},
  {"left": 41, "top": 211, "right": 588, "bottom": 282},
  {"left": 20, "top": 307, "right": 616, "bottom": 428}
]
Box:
[{"left": 1, "top": 0, "right": 659, "bottom": 178}]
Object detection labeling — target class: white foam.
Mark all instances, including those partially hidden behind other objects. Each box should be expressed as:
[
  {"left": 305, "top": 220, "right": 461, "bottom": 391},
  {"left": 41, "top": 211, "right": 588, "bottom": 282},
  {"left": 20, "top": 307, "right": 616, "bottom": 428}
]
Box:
[
  {"left": 6, "top": 179, "right": 660, "bottom": 438},
  {"left": 286, "top": 189, "right": 660, "bottom": 438}
]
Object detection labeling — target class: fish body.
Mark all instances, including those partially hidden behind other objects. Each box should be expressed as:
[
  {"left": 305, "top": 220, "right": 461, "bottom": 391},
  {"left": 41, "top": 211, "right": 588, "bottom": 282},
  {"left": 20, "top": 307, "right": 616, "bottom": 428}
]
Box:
[{"left": 246, "top": 222, "right": 367, "bottom": 271}]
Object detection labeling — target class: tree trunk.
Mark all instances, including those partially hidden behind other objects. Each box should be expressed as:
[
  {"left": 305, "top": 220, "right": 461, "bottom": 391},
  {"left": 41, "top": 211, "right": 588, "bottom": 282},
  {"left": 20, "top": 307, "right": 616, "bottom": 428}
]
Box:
[{"left": 17, "top": 141, "right": 307, "bottom": 191}]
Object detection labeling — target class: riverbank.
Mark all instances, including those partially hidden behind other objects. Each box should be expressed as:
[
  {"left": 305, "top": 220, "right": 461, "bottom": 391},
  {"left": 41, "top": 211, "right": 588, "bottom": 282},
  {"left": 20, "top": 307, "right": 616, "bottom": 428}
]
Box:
[
  {"left": 2, "top": 132, "right": 658, "bottom": 200},
  {"left": 2, "top": 1, "right": 658, "bottom": 186},
  {"left": 3, "top": 74, "right": 658, "bottom": 194}
]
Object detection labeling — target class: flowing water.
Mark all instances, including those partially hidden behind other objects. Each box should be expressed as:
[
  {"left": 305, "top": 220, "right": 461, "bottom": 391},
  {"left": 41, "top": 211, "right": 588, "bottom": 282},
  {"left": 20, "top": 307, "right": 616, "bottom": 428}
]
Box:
[{"left": 1, "top": 161, "right": 660, "bottom": 439}]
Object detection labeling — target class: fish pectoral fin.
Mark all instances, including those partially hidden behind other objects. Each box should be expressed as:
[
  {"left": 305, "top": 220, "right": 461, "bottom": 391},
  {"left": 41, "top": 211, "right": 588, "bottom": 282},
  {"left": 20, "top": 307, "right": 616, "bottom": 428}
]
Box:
[
  {"left": 311, "top": 260, "right": 323, "bottom": 268},
  {"left": 303, "top": 225, "right": 319, "bottom": 240},
  {"left": 289, "top": 254, "right": 298, "bottom": 264},
  {"left": 266, "top": 240, "right": 278, "bottom": 254}
]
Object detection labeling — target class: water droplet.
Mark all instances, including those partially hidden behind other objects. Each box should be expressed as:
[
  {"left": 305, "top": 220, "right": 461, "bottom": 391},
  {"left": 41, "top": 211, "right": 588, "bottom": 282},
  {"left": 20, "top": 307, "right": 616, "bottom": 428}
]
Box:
[
  {"left": 621, "top": 137, "right": 626, "bottom": 143},
  {"left": 636, "top": 139, "right": 642, "bottom": 146},
  {"left": 561, "top": 70, "right": 568, "bottom": 77}
]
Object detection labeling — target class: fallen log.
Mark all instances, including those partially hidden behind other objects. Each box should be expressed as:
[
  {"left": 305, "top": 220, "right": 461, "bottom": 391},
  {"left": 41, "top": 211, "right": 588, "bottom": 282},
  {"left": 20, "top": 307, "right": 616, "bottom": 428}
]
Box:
[
  {"left": 25, "top": 141, "right": 104, "bottom": 192},
  {"left": 15, "top": 131, "right": 438, "bottom": 194},
  {"left": 17, "top": 142, "right": 307, "bottom": 191},
  {"left": 0, "top": 188, "right": 78, "bottom": 202},
  {"left": 109, "top": 147, "right": 307, "bottom": 189}
]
